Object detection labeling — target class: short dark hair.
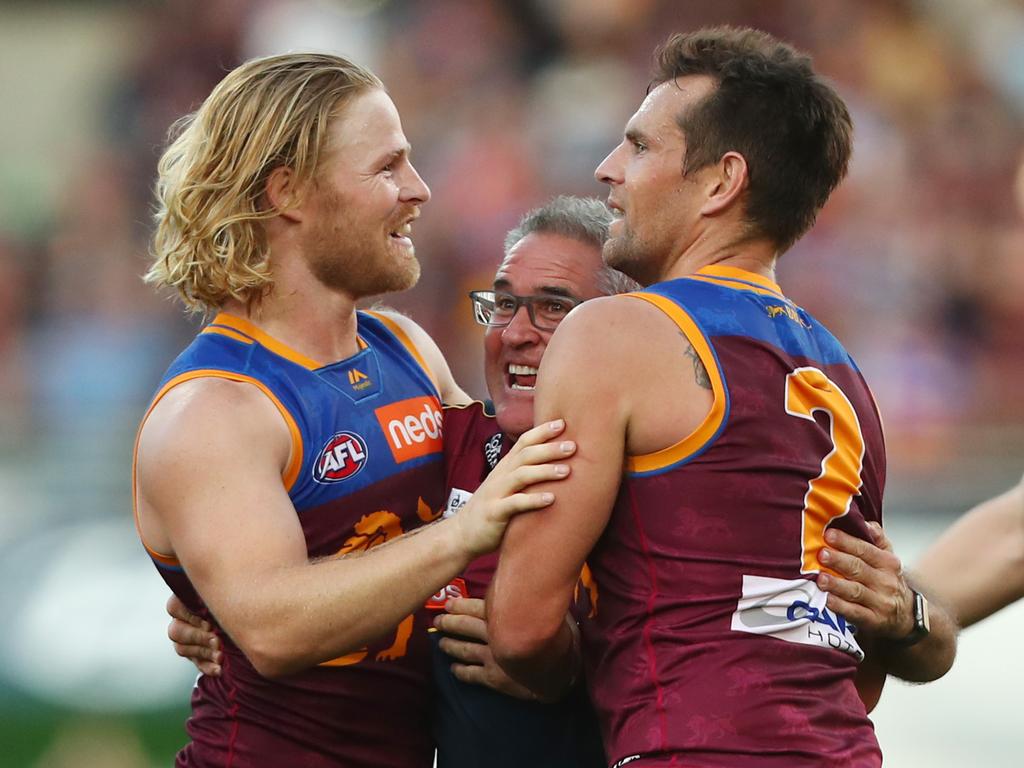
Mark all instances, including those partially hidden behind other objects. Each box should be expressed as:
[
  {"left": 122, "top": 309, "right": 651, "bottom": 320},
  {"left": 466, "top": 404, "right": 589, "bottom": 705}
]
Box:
[
  {"left": 653, "top": 26, "right": 853, "bottom": 253},
  {"left": 503, "top": 195, "right": 639, "bottom": 296}
]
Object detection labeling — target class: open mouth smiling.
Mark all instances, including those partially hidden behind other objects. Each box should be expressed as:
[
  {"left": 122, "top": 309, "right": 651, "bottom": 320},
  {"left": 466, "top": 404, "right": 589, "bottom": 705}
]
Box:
[{"left": 507, "top": 363, "right": 538, "bottom": 391}]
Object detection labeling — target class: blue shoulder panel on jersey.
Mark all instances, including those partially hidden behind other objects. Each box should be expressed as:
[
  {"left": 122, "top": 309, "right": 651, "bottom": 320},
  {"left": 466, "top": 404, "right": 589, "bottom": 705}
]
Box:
[
  {"left": 155, "top": 311, "right": 443, "bottom": 513},
  {"left": 644, "top": 279, "right": 855, "bottom": 368}
]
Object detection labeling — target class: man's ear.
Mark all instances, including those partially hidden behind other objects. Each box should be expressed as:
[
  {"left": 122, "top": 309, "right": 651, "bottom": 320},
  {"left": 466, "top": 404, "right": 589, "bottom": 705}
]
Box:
[
  {"left": 264, "top": 166, "right": 305, "bottom": 224},
  {"left": 699, "top": 151, "right": 748, "bottom": 217}
]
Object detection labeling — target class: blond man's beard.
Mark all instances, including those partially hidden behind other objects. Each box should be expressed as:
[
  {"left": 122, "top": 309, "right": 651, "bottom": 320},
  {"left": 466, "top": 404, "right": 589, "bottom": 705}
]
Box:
[
  {"left": 302, "top": 187, "right": 421, "bottom": 298},
  {"left": 306, "top": 231, "right": 420, "bottom": 298}
]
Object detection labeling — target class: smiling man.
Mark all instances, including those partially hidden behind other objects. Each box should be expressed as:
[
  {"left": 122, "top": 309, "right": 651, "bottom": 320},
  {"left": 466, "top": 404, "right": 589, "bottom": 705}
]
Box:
[
  {"left": 489, "top": 28, "right": 956, "bottom": 767},
  {"left": 432, "top": 196, "right": 634, "bottom": 768},
  {"left": 134, "top": 54, "right": 572, "bottom": 767}
]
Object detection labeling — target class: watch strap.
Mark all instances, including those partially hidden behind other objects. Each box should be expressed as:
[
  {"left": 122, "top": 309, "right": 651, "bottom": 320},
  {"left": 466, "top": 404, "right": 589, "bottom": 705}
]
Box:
[{"left": 892, "top": 588, "right": 930, "bottom": 647}]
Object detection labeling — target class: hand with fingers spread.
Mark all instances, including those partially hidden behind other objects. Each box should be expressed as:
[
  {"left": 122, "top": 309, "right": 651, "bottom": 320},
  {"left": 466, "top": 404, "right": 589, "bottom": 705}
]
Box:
[
  {"left": 816, "top": 522, "right": 915, "bottom": 640},
  {"left": 817, "top": 521, "right": 957, "bottom": 684},
  {"left": 434, "top": 598, "right": 537, "bottom": 700},
  {"left": 167, "top": 594, "right": 222, "bottom": 677},
  {"left": 454, "top": 419, "right": 575, "bottom": 558}
]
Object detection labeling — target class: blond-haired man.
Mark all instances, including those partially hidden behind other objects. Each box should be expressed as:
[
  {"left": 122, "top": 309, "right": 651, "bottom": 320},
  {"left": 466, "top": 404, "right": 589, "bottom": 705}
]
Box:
[{"left": 135, "top": 53, "right": 572, "bottom": 767}]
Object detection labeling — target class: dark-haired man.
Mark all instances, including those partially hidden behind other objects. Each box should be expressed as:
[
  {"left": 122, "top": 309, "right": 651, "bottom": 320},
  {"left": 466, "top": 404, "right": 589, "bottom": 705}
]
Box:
[{"left": 489, "top": 27, "right": 956, "bottom": 767}]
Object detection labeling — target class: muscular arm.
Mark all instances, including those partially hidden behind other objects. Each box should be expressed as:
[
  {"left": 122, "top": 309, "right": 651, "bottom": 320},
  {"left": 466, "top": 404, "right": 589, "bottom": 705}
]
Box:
[
  {"left": 137, "top": 378, "right": 564, "bottom": 678},
  {"left": 488, "top": 298, "right": 711, "bottom": 698},
  {"left": 914, "top": 477, "right": 1024, "bottom": 628},
  {"left": 487, "top": 304, "right": 625, "bottom": 697}
]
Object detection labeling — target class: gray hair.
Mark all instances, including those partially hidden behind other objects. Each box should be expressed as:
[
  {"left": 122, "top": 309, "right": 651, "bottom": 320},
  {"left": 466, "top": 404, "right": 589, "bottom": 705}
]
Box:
[{"left": 503, "top": 195, "right": 640, "bottom": 296}]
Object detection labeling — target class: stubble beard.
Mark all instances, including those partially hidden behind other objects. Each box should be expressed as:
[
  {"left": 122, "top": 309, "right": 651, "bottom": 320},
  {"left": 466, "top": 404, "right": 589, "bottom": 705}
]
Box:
[
  {"left": 303, "top": 195, "right": 421, "bottom": 299},
  {"left": 603, "top": 228, "right": 660, "bottom": 287},
  {"left": 307, "top": 234, "right": 420, "bottom": 299}
]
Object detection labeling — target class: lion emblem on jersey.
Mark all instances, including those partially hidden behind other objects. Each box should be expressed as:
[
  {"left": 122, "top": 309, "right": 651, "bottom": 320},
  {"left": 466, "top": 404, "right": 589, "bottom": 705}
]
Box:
[
  {"left": 322, "top": 511, "right": 414, "bottom": 666},
  {"left": 337, "top": 510, "right": 403, "bottom": 554}
]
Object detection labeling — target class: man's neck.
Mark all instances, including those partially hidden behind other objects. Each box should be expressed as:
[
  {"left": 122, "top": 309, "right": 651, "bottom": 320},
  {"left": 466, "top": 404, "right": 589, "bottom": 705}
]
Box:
[
  {"left": 660, "top": 230, "right": 777, "bottom": 285},
  {"left": 220, "top": 282, "right": 363, "bottom": 366}
]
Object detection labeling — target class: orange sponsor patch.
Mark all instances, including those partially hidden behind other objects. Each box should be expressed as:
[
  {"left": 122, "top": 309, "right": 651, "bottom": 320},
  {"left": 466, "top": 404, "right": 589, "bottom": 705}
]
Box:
[{"left": 374, "top": 395, "right": 443, "bottom": 463}]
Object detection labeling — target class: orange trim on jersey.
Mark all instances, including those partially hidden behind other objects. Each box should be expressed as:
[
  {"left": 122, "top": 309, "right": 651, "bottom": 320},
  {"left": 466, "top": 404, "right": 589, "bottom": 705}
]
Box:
[
  {"left": 201, "top": 325, "right": 254, "bottom": 345},
  {"left": 146, "top": 546, "right": 182, "bottom": 568},
  {"left": 132, "top": 369, "right": 305, "bottom": 567},
  {"left": 696, "top": 265, "right": 784, "bottom": 296},
  {"left": 623, "top": 293, "right": 727, "bottom": 474},
  {"left": 363, "top": 310, "right": 440, "bottom": 394},
  {"left": 688, "top": 275, "right": 785, "bottom": 300},
  {"left": 210, "top": 313, "right": 324, "bottom": 370},
  {"left": 210, "top": 313, "right": 369, "bottom": 356}
]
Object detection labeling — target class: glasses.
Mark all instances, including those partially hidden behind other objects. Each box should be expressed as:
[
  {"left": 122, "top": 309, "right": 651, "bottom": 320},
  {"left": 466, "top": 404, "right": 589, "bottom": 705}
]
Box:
[{"left": 468, "top": 290, "right": 583, "bottom": 332}]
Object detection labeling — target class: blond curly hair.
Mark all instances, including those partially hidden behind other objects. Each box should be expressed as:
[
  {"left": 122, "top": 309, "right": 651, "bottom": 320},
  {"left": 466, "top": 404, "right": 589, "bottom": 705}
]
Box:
[{"left": 147, "top": 53, "right": 382, "bottom": 313}]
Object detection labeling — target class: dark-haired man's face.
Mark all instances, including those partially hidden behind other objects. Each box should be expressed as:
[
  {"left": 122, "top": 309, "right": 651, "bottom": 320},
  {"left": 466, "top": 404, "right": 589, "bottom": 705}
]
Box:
[{"left": 595, "top": 76, "right": 715, "bottom": 285}]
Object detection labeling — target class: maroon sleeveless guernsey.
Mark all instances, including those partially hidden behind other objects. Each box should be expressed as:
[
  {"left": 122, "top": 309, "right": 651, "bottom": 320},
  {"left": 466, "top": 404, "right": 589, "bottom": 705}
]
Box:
[
  {"left": 134, "top": 312, "right": 445, "bottom": 767},
  {"left": 582, "top": 267, "right": 885, "bottom": 767}
]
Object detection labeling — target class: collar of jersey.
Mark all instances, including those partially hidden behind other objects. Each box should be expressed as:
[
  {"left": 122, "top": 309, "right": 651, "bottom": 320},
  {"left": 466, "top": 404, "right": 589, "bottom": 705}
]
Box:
[
  {"left": 207, "top": 312, "right": 368, "bottom": 371},
  {"left": 692, "top": 265, "right": 785, "bottom": 300}
]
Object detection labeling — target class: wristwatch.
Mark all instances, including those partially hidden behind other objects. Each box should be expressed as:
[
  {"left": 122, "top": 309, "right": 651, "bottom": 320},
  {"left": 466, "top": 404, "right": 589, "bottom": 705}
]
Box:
[{"left": 893, "top": 588, "right": 931, "bottom": 646}]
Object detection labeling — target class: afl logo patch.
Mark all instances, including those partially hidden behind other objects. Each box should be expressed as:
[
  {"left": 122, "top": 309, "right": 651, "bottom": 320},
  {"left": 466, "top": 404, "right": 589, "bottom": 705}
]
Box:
[{"left": 313, "top": 432, "right": 368, "bottom": 483}]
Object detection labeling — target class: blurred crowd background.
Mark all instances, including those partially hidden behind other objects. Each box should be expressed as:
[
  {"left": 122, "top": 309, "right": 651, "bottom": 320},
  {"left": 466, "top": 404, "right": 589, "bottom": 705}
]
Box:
[{"left": 0, "top": 0, "right": 1021, "bottom": 765}]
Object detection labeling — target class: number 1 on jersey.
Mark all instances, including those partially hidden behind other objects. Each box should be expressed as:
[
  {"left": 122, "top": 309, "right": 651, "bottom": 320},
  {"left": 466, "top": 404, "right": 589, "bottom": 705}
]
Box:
[{"left": 785, "top": 367, "right": 866, "bottom": 575}]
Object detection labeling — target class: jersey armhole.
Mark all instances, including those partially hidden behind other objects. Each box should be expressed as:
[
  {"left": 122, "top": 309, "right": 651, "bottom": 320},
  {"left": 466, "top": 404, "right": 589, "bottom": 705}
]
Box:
[
  {"left": 362, "top": 310, "right": 441, "bottom": 396},
  {"left": 131, "top": 369, "right": 305, "bottom": 565},
  {"left": 622, "top": 292, "right": 729, "bottom": 476}
]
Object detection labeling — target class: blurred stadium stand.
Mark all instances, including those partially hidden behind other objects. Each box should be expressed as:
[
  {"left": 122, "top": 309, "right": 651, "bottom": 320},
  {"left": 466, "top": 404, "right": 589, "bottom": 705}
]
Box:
[{"left": 0, "top": 1, "right": 1020, "bottom": 765}]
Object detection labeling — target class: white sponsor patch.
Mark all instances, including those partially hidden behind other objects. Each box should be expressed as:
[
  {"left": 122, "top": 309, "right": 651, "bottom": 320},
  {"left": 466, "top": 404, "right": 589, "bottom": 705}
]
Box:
[
  {"left": 731, "top": 574, "right": 864, "bottom": 661},
  {"left": 443, "top": 488, "right": 473, "bottom": 519}
]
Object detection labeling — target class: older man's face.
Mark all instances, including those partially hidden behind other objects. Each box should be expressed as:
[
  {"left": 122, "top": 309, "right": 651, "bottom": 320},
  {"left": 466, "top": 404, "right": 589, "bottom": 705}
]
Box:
[{"left": 483, "top": 232, "right": 607, "bottom": 439}]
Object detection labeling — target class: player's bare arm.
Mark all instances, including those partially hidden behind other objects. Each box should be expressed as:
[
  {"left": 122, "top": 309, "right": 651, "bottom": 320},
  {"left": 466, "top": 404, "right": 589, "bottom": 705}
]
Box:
[
  {"left": 488, "top": 296, "right": 712, "bottom": 698},
  {"left": 914, "top": 475, "right": 1024, "bottom": 628},
  {"left": 137, "top": 377, "right": 569, "bottom": 678}
]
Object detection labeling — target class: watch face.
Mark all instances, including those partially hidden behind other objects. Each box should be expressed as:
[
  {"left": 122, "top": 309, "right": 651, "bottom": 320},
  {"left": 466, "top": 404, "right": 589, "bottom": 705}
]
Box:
[
  {"left": 919, "top": 592, "right": 931, "bottom": 633},
  {"left": 895, "top": 590, "right": 931, "bottom": 646}
]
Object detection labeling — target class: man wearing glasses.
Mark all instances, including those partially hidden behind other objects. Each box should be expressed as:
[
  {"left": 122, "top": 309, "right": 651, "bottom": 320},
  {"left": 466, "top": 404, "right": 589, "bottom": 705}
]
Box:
[{"left": 430, "top": 195, "right": 631, "bottom": 767}]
